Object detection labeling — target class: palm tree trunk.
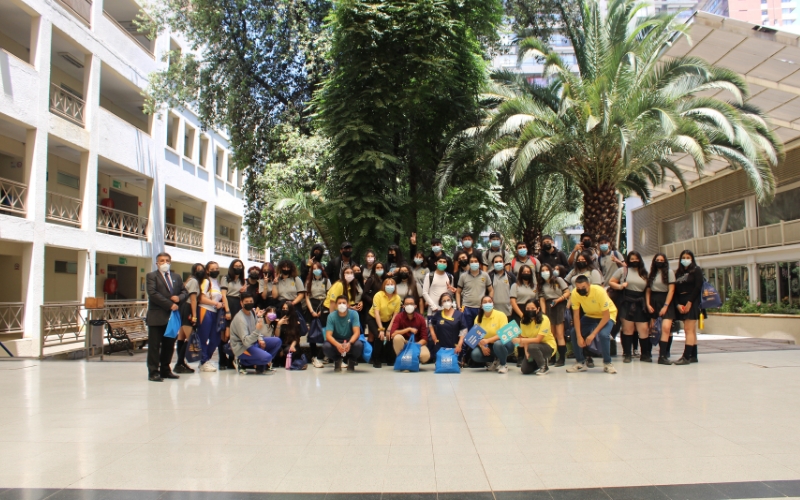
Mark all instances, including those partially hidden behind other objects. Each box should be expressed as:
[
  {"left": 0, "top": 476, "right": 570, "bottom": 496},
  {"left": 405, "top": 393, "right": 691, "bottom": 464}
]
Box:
[
  {"left": 523, "top": 224, "right": 541, "bottom": 255},
  {"left": 582, "top": 184, "right": 619, "bottom": 240}
]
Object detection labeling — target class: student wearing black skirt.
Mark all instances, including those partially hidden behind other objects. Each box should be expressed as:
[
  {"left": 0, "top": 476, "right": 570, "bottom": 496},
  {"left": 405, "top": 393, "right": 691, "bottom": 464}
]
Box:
[
  {"left": 608, "top": 251, "right": 652, "bottom": 363},
  {"left": 537, "top": 263, "right": 570, "bottom": 366},
  {"left": 673, "top": 250, "right": 703, "bottom": 365},
  {"left": 646, "top": 253, "right": 676, "bottom": 365}
]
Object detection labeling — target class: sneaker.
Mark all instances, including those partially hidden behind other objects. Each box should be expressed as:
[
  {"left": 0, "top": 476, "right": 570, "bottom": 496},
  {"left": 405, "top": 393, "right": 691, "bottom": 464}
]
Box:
[
  {"left": 535, "top": 365, "right": 549, "bottom": 375},
  {"left": 322, "top": 357, "right": 332, "bottom": 365},
  {"left": 486, "top": 360, "right": 499, "bottom": 372},
  {"left": 238, "top": 365, "right": 247, "bottom": 375},
  {"left": 586, "top": 357, "right": 595, "bottom": 368},
  {"left": 200, "top": 362, "right": 217, "bottom": 372},
  {"left": 673, "top": 357, "right": 691, "bottom": 365},
  {"left": 632, "top": 349, "right": 640, "bottom": 357},
  {"left": 498, "top": 365, "right": 509, "bottom": 374},
  {"left": 312, "top": 357, "right": 324, "bottom": 369},
  {"left": 334, "top": 360, "right": 343, "bottom": 372},
  {"left": 566, "top": 362, "right": 587, "bottom": 373},
  {"left": 604, "top": 363, "right": 617, "bottom": 374},
  {"left": 174, "top": 364, "right": 194, "bottom": 374}
]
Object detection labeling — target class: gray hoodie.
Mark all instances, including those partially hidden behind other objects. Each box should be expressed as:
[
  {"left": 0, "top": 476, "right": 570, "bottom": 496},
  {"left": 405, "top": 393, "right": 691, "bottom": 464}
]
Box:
[{"left": 229, "top": 309, "right": 269, "bottom": 358}]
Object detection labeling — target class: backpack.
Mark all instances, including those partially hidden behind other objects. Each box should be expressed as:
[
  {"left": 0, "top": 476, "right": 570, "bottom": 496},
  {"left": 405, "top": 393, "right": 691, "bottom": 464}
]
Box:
[
  {"left": 510, "top": 256, "right": 539, "bottom": 273},
  {"left": 490, "top": 271, "right": 516, "bottom": 288},
  {"left": 428, "top": 271, "right": 454, "bottom": 287}
]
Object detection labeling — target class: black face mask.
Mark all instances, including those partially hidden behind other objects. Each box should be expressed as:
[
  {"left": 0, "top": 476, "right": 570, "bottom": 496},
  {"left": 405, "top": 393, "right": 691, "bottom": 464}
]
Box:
[
  {"left": 281, "top": 269, "right": 290, "bottom": 275},
  {"left": 388, "top": 254, "right": 396, "bottom": 263},
  {"left": 194, "top": 271, "right": 205, "bottom": 281},
  {"left": 233, "top": 267, "right": 243, "bottom": 275},
  {"left": 397, "top": 272, "right": 409, "bottom": 280},
  {"left": 279, "top": 309, "right": 288, "bottom": 318},
  {"left": 655, "top": 261, "right": 667, "bottom": 268},
  {"left": 542, "top": 243, "right": 552, "bottom": 251},
  {"left": 342, "top": 250, "right": 352, "bottom": 258},
  {"left": 459, "top": 260, "right": 468, "bottom": 267},
  {"left": 242, "top": 303, "right": 255, "bottom": 311},
  {"left": 249, "top": 272, "right": 260, "bottom": 280},
  {"left": 209, "top": 270, "right": 220, "bottom": 279},
  {"left": 525, "top": 310, "right": 537, "bottom": 319},
  {"left": 577, "top": 288, "right": 589, "bottom": 296},
  {"left": 313, "top": 252, "right": 322, "bottom": 260},
  {"left": 629, "top": 261, "right": 640, "bottom": 268},
  {"left": 354, "top": 273, "right": 363, "bottom": 280},
  {"left": 582, "top": 239, "right": 592, "bottom": 248},
  {"left": 520, "top": 273, "right": 532, "bottom": 282},
  {"left": 576, "top": 260, "right": 588, "bottom": 269}
]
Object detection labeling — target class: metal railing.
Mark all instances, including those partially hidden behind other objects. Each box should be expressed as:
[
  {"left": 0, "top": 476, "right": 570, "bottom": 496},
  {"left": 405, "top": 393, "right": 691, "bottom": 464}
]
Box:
[
  {"left": 104, "top": 300, "right": 148, "bottom": 321},
  {"left": 215, "top": 237, "right": 239, "bottom": 258},
  {"left": 49, "top": 83, "right": 85, "bottom": 125},
  {"left": 46, "top": 191, "right": 82, "bottom": 226},
  {"left": 248, "top": 246, "right": 266, "bottom": 263},
  {"left": 661, "top": 219, "right": 800, "bottom": 260},
  {"left": 0, "top": 177, "right": 27, "bottom": 216},
  {"left": 0, "top": 303, "right": 24, "bottom": 335},
  {"left": 103, "top": 11, "right": 155, "bottom": 57},
  {"left": 97, "top": 206, "right": 147, "bottom": 239},
  {"left": 165, "top": 223, "right": 203, "bottom": 250},
  {"left": 56, "top": 0, "right": 92, "bottom": 25}
]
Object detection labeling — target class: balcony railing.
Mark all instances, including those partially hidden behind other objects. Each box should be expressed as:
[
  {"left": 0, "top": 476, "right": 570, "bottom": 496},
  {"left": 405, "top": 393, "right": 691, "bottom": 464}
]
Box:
[
  {"left": 103, "top": 11, "right": 155, "bottom": 57},
  {"left": 0, "top": 303, "right": 24, "bottom": 335},
  {"left": 56, "top": 0, "right": 92, "bottom": 25},
  {"left": 215, "top": 237, "right": 239, "bottom": 258},
  {"left": 165, "top": 223, "right": 203, "bottom": 251},
  {"left": 97, "top": 207, "right": 147, "bottom": 239},
  {"left": 49, "top": 83, "right": 85, "bottom": 126},
  {"left": 661, "top": 219, "right": 800, "bottom": 260},
  {"left": 46, "top": 192, "right": 82, "bottom": 227},
  {"left": 0, "top": 177, "right": 27, "bottom": 216},
  {"left": 248, "top": 246, "right": 266, "bottom": 263}
]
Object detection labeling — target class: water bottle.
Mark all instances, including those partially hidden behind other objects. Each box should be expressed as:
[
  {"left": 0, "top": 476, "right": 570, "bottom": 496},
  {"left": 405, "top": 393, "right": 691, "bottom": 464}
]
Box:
[{"left": 285, "top": 351, "right": 292, "bottom": 370}]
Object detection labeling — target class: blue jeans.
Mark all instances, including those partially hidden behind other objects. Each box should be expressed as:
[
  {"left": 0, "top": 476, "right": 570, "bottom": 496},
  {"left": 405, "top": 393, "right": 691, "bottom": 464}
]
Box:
[
  {"left": 470, "top": 340, "right": 515, "bottom": 366},
  {"left": 197, "top": 309, "right": 219, "bottom": 364},
  {"left": 462, "top": 307, "right": 480, "bottom": 330},
  {"left": 571, "top": 317, "right": 614, "bottom": 364},
  {"left": 238, "top": 337, "right": 282, "bottom": 367}
]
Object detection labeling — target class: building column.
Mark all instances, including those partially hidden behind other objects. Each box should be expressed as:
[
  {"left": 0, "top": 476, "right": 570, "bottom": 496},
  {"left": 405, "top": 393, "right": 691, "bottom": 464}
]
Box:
[
  {"left": 203, "top": 203, "right": 215, "bottom": 258},
  {"left": 76, "top": 249, "right": 94, "bottom": 303},
  {"left": 748, "top": 262, "right": 760, "bottom": 302},
  {"left": 20, "top": 242, "right": 43, "bottom": 357}
]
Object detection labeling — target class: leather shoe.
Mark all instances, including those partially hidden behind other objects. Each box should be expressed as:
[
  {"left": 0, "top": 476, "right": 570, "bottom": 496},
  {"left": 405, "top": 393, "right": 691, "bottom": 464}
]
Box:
[
  {"left": 174, "top": 364, "right": 194, "bottom": 374},
  {"left": 161, "top": 372, "right": 180, "bottom": 379},
  {"left": 148, "top": 374, "right": 163, "bottom": 382}
]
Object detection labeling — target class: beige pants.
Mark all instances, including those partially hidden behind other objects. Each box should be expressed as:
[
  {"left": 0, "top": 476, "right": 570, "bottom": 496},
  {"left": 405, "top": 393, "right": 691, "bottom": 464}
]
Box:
[{"left": 393, "top": 335, "right": 430, "bottom": 363}]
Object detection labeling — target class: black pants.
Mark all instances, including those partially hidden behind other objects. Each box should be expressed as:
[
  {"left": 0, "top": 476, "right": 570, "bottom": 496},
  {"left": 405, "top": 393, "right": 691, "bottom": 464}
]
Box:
[
  {"left": 367, "top": 315, "right": 392, "bottom": 365},
  {"left": 147, "top": 324, "right": 176, "bottom": 376}
]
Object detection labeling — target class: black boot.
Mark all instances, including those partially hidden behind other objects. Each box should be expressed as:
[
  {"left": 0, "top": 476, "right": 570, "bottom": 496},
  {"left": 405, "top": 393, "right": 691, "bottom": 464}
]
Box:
[
  {"left": 674, "top": 345, "right": 692, "bottom": 365},
  {"left": 658, "top": 341, "right": 672, "bottom": 365},
  {"left": 556, "top": 345, "right": 566, "bottom": 367},
  {"left": 372, "top": 339, "right": 383, "bottom": 368},
  {"left": 621, "top": 335, "right": 632, "bottom": 363},
  {"left": 640, "top": 339, "right": 652, "bottom": 362},
  {"left": 690, "top": 344, "right": 698, "bottom": 363}
]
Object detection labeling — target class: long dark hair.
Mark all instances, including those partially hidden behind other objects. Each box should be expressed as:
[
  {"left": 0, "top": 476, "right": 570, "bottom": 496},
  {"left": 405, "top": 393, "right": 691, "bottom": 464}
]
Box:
[
  {"left": 340, "top": 267, "right": 360, "bottom": 303},
  {"left": 517, "top": 264, "right": 535, "bottom": 287},
  {"left": 306, "top": 261, "right": 329, "bottom": 294},
  {"left": 575, "top": 251, "right": 597, "bottom": 271},
  {"left": 521, "top": 299, "right": 543, "bottom": 325},
  {"left": 412, "top": 251, "right": 427, "bottom": 269},
  {"left": 648, "top": 253, "right": 670, "bottom": 286},
  {"left": 537, "top": 263, "right": 557, "bottom": 291},
  {"left": 625, "top": 251, "right": 648, "bottom": 281},
  {"left": 226, "top": 259, "right": 245, "bottom": 284},
  {"left": 475, "top": 296, "right": 494, "bottom": 324},
  {"left": 279, "top": 301, "right": 301, "bottom": 345},
  {"left": 396, "top": 265, "right": 420, "bottom": 303},
  {"left": 363, "top": 249, "right": 376, "bottom": 271},
  {"left": 277, "top": 259, "right": 298, "bottom": 279},
  {"left": 365, "top": 261, "right": 385, "bottom": 293},
  {"left": 261, "top": 262, "right": 275, "bottom": 281},
  {"left": 387, "top": 244, "right": 405, "bottom": 268},
  {"left": 675, "top": 249, "right": 698, "bottom": 278}
]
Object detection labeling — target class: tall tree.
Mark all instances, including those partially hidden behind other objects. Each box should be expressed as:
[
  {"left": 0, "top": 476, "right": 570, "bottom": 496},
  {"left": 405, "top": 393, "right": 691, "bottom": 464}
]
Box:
[{"left": 313, "top": 0, "right": 503, "bottom": 249}]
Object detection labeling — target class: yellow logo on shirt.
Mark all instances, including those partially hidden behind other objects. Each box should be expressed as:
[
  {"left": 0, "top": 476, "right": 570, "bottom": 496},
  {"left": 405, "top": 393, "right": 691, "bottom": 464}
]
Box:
[{"left": 439, "top": 320, "right": 445, "bottom": 325}]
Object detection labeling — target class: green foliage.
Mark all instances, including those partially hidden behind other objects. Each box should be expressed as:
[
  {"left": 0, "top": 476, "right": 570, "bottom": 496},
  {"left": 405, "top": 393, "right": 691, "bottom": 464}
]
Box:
[
  {"left": 718, "top": 288, "right": 800, "bottom": 314},
  {"left": 503, "top": 0, "right": 582, "bottom": 42}
]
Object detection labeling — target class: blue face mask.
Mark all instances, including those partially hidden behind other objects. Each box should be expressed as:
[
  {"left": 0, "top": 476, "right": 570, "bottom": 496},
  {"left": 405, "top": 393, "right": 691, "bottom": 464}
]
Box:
[
  {"left": 553, "top": 270, "right": 560, "bottom": 277},
  {"left": 493, "top": 262, "right": 504, "bottom": 272},
  {"left": 376, "top": 269, "right": 384, "bottom": 277},
  {"left": 518, "top": 248, "right": 528, "bottom": 257},
  {"left": 469, "top": 262, "right": 480, "bottom": 271},
  {"left": 313, "top": 269, "right": 322, "bottom": 277},
  {"left": 462, "top": 240, "right": 472, "bottom": 248},
  {"left": 385, "top": 285, "right": 395, "bottom": 294},
  {"left": 681, "top": 258, "right": 692, "bottom": 268},
  {"left": 414, "top": 258, "right": 423, "bottom": 265},
  {"left": 599, "top": 244, "right": 609, "bottom": 252},
  {"left": 432, "top": 246, "right": 442, "bottom": 253},
  {"left": 541, "top": 272, "right": 550, "bottom": 280},
  {"left": 491, "top": 239, "right": 500, "bottom": 248},
  {"left": 482, "top": 303, "right": 494, "bottom": 312}
]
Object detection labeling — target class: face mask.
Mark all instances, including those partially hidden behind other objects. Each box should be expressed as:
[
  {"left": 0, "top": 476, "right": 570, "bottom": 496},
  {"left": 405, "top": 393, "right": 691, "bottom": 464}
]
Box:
[
  {"left": 576, "top": 261, "right": 588, "bottom": 269},
  {"left": 337, "top": 303, "right": 349, "bottom": 313},
  {"left": 375, "top": 269, "right": 384, "bottom": 277},
  {"left": 459, "top": 259, "right": 468, "bottom": 268},
  {"left": 441, "top": 301, "right": 453, "bottom": 310},
  {"left": 629, "top": 261, "right": 640, "bottom": 268},
  {"left": 385, "top": 285, "right": 395, "bottom": 294},
  {"left": 583, "top": 239, "right": 592, "bottom": 248},
  {"left": 525, "top": 310, "right": 537, "bottom": 320},
  {"left": 243, "top": 303, "right": 254, "bottom": 311},
  {"left": 158, "top": 263, "right": 170, "bottom": 273},
  {"left": 655, "top": 261, "right": 667, "bottom": 268},
  {"left": 281, "top": 309, "right": 289, "bottom": 317},
  {"left": 344, "top": 274, "right": 354, "bottom": 283},
  {"left": 518, "top": 249, "right": 527, "bottom": 257},
  {"left": 491, "top": 240, "right": 500, "bottom": 248},
  {"left": 541, "top": 272, "right": 550, "bottom": 280},
  {"left": 462, "top": 240, "right": 472, "bottom": 248},
  {"left": 342, "top": 250, "right": 352, "bottom": 258},
  {"left": 482, "top": 303, "right": 494, "bottom": 312},
  {"left": 437, "top": 263, "right": 447, "bottom": 271},
  {"left": 209, "top": 270, "right": 220, "bottom": 279},
  {"left": 599, "top": 244, "right": 609, "bottom": 252},
  {"left": 469, "top": 262, "right": 480, "bottom": 271},
  {"left": 281, "top": 269, "right": 290, "bottom": 275},
  {"left": 681, "top": 258, "right": 692, "bottom": 267},
  {"left": 542, "top": 243, "right": 552, "bottom": 251},
  {"left": 266, "top": 313, "right": 277, "bottom": 322},
  {"left": 521, "top": 273, "right": 532, "bottom": 282},
  {"left": 367, "top": 257, "right": 375, "bottom": 264},
  {"left": 493, "top": 262, "right": 503, "bottom": 272},
  {"left": 354, "top": 273, "right": 363, "bottom": 280},
  {"left": 397, "top": 271, "right": 409, "bottom": 280},
  {"left": 432, "top": 246, "right": 442, "bottom": 253},
  {"left": 233, "top": 267, "right": 243, "bottom": 275},
  {"left": 249, "top": 272, "right": 260, "bottom": 280},
  {"left": 577, "top": 288, "right": 589, "bottom": 296},
  {"left": 195, "top": 271, "right": 205, "bottom": 281},
  {"left": 388, "top": 254, "right": 396, "bottom": 263},
  {"left": 313, "top": 269, "right": 322, "bottom": 277},
  {"left": 313, "top": 251, "right": 322, "bottom": 260},
  {"left": 404, "top": 305, "right": 415, "bottom": 314},
  {"left": 414, "top": 258, "right": 423, "bottom": 265},
  {"left": 553, "top": 270, "right": 560, "bottom": 277}
]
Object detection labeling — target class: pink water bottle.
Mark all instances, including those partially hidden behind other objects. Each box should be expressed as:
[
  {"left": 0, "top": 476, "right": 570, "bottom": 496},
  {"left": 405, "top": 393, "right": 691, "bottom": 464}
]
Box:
[{"left": 285, "top": 352, "right": 292, "bottom": 370}]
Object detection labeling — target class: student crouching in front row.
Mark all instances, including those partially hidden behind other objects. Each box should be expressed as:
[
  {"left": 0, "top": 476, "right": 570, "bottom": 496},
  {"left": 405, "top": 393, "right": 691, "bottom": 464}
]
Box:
[
  {"left": 323, "top": 295, "right": 363, "bottom": 372},
  {"left": 229, "top": 292, "right": 282, "bottom": 375}
]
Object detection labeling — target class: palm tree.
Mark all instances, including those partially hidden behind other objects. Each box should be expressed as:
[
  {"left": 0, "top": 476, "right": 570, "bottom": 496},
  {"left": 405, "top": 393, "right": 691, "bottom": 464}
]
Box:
[{"left": 483, "top": 0, "right": 782, "bottom": 238}]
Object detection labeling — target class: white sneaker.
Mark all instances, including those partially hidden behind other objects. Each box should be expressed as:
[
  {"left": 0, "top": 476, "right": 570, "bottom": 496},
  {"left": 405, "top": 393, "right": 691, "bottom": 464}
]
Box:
[
  {"left": 498, "top": 365, "right": 509, "bottom": 374},
  {"left": 604, "top": 363, "right": 617, "bottom": 374},
  {"left": 536, "top": 365, "right": 549, "bottom": 375},
  {"left": 486, "top": 360, "right": 499, "bottom": 371},
  {"left": 566, "top": 362, "right": 587, "bottom": 373},
  {"left": 200, "top": 362, "right": 217, "bottom": 372},
  {"left": 312, "top": 357, "right": 324, "bottom": 369}
]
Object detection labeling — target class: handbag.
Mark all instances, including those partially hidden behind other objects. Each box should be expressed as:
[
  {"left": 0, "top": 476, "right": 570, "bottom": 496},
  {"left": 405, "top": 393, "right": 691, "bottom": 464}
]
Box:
[
  {"left": 700, "top": 280, "right": 722, "bottom": 309},
  {"left": 185, "top": 330, "right": 202, "bottom": 363},
  {"left": 296, "top": 310, "right": 309, "bottom": 336},
  {"left": 435, "top": 348, "right": 460, "bottom": 374},
  {"left": 164, "top": 310, "right": 181, "bottom": 339},
  {"left": 359, "top": 333, "right": 372, "bottom": 363},
  {"left": 307, "top": 318, "right": 325, "bottom": 344},
  {"left": 290, "top": 354, "right": 308, "bottom": 370},
  {"left": 650, "top": 317, "right": 662, "bottom": 346},
  {"left": 394, "top": 336, "right": 421, "bottom": 372}
]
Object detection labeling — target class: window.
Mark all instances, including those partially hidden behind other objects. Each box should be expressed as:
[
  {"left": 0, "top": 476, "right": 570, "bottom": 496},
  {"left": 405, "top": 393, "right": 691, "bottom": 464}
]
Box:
[
  {"left": 227, "top": 161, "right": 235, "bottom": 184},
  {"left": 237, "top": 168, "right": 243, "bottom": 188},
  {"left": 199, "top": 136, "right": 209, "bottom": 169},
  {"left": 762, "top": 0, "right": 767, "bottom": 4},
  {"left": 783, "top": 8, "right": 794, "bottom": 13},
  {"left": 166, "top": 114, "right": 179, "bottom": 150},
  {"left": 57, "top": 171, "right": 80, "bottom": 190},
  {"left": 184, "top": 124, "right": 196, "bottom": 160},
  {"left": 759, "top": 263, "right": 778, "bottom": 303},
  {"left": 215, "top": 148, "right": 224, "bottom": 178},
  {"left": 662, "top": 214, "right": 693, "bottom": 244},
  {"left": 182, "top": 213, "right": 202, "bottom": 229},
  {"left": 758, "top": 185, "right": 800, "bottom": 226},
  {"left": 762, "top": 9, "right": 768, "bottom": 14},
  {"left": 703, "top": 201, "right": 746, "bottom": 236},
  {"left": 778, "top": 261, "right": 800, "bottom": 308},
  {"left": 55, "top": 260, "right": 78, "bottom": 274},
  {"left": 708, "top": 265, "right": 750, "bottom": 304}
]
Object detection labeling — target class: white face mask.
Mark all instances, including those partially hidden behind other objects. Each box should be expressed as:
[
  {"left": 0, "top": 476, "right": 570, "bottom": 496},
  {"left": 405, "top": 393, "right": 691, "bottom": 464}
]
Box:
[
  {"left": 344, "top": 274, "right": 354, "bottom": 283},
  {"left": 367, "top": 257, "right": 375, "bottom": 264},
  {"left": 337, "top": 303, "right": 348, "bottom": 313},
  {"left": 441, "top": 301, "right": 453, "bottom": 310},
  {"left": 158, "top": 263, "right": 170, "bottom": 273},
  {"left": 404, "top": 305, "right": 416, "bottom": 314}
]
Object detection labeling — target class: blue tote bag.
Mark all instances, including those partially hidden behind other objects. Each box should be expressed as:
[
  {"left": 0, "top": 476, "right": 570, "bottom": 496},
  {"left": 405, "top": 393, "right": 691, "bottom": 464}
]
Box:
[
  {"left": 394, "top": 337, "right": 421, "bottom": 372},
  {"left": 164, "top": 310, "right": 181, "bottom": 339},
  {"left": 435, "top": 348, "right": 460, "bottom": 374},
  {"left": 359, "top": 333, "right": 372, "bottom": 363},
  {"left": 185, "top": 331, "right": 202, "bottom": 363},
  {"left": 700, "top": 280, "right": 722, "bottom": 309}
]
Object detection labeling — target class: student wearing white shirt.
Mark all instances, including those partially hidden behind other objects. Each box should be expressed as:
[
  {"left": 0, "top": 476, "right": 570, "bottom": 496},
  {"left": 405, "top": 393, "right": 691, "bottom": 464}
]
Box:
[{"left": 422, "top": 256, "right": 456, "bottom": 320}]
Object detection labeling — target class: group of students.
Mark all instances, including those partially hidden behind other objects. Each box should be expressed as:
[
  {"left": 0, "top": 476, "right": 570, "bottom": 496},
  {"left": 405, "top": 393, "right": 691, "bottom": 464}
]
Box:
[{"left": 145, "top": 230, "right": 705, "bottom": 380}]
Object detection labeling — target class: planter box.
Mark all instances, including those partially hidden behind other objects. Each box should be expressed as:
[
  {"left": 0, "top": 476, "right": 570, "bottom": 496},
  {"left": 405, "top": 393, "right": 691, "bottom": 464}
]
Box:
[{"left": 704, "top": 313, "right": 800, "bottom": 344}]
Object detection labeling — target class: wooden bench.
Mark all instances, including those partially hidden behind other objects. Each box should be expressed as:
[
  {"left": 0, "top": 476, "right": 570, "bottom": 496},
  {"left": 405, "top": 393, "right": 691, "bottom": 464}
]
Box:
[{"left": 104, "top": 318, "right": 148, "bottom": 356}]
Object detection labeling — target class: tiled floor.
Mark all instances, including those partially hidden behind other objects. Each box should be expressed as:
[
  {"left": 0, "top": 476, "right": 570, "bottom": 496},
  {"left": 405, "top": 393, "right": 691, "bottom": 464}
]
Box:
[{"left": 2, "top": 347, "right": 800, "bottom": 498}]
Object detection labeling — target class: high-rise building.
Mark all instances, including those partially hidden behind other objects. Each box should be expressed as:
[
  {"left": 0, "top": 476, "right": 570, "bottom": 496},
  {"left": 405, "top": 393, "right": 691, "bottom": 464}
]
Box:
[{"left": 700, "top": 0, "right": 799, "bottom": 30}]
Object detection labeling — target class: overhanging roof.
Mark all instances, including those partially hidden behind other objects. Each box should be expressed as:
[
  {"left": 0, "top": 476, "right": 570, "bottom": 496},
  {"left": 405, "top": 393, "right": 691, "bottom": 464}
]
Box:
[{"left": 651, "top": 11, "right": 800, "bottom": 200}]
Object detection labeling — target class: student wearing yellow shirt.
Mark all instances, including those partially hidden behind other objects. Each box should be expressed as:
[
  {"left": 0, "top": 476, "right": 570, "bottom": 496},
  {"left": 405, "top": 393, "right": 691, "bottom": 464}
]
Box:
[
  {"left": 567, "top": 275, "right": 617, "bottom": 374},
  {"left": 470, "top": 296, "right": 513, "bottom": 374},
  {"left": 369, "top": 279, "right": 401, "bottom": 367},
  {"left": 515, "top": 300, "right": 555, "bottom": 375}
]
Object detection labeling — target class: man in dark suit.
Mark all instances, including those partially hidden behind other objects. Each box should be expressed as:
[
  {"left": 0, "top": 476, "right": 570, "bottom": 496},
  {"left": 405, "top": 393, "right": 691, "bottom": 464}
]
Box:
[{"left": 146, "top": 252, "right": 187, "bottom": 382}]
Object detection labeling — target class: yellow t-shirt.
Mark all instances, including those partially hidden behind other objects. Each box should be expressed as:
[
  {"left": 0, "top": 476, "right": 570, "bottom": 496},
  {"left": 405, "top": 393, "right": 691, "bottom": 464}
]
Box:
[
  {"left": 474, "top": 311, "right": 508, "bottom": 340},
  {"left": 571, "top": 284, "right": 618, "bottom": 321},
  {"left": 324, "top": 281, "right": 355, "bottom": 309},
  {"left": 520, "top": 315, "right": 556, "bottom": 351},
  {"left": 370, "top": 291, "right": 401, "bottom": 322}
]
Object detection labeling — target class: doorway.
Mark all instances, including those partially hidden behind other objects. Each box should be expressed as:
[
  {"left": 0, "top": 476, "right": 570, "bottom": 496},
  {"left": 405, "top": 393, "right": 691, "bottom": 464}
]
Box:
[
  {"left": 107, "top": 265, "right": 137, "bottom": 300},
  {"left": 109, "top": 189, "right": 138, "bottom": 215}
]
